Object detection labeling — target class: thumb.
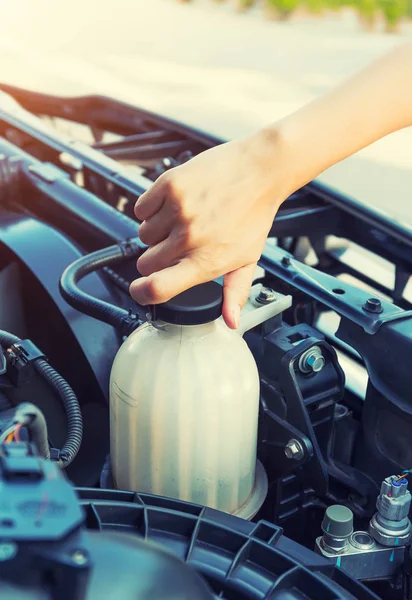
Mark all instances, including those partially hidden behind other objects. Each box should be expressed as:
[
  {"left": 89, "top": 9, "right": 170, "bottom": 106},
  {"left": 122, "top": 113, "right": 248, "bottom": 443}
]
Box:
[{"left": 222, "top": 263, "right": 257, "bottom": 330}]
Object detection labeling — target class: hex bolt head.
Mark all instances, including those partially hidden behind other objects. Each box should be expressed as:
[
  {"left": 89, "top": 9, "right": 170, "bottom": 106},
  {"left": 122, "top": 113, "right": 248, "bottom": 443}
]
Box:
[
  {"left": 71, "top": 549, "right": 89, "bottom": 566},
  {"left": 281, "top": 256, "right": 291, "bottom": 267},
  {"left": 284, "top": 439, "right": 305, "bottom": 460},
  {"left": 299, "top": 346, "right": 325, "bottom": 374},
  {"left": 0, "top": 543, "right": 17, "bottom": 561},
  {"left": 256, "top": 287, "right": 277, "bottom": 304},
  {"left": 363, "top": 297, "right": 383, "bottom": 314}
]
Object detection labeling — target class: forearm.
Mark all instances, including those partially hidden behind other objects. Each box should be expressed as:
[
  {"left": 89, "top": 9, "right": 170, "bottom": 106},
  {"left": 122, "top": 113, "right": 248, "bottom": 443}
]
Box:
[
  {"left": 261, "top": 42, "right": 412, "bottom": 196},
  {"left": 131, "top": 42, "right": 412, "bottom": 318}
]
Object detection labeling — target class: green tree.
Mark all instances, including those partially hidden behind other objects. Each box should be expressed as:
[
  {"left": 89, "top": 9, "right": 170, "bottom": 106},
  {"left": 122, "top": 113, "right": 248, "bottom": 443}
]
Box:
[
  {"left": 379, "top": 0, "right": 407, "bottom": 30},
  {"left": 325, "top": 0, "right": 353, "bottom": 10},
  {"left": 356, "top": 0, "right": 379, "bottom": 29},
  {"left": 305, "top": 0, "right": 326, "bottom": 14},
  {"left": 265, "top": 0, "right": 301, "bottom": 19},
  {"left": 236, "top": 0, "right": 257, "bottom": 10}
]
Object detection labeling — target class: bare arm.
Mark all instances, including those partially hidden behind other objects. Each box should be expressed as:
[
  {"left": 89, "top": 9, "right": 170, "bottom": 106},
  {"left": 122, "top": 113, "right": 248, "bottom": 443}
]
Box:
[
  {"left": 131, "top": 42, "right": 412, "bottom": 328},
  {"left": 269, "top": 41, "right": 412, "bottom": 192}
]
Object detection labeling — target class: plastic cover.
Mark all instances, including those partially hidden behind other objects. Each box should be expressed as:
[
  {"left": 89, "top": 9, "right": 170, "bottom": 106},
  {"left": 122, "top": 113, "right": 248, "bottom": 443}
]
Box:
[{"left": 77, "top": 488, "right": 379, "bottom": 600}]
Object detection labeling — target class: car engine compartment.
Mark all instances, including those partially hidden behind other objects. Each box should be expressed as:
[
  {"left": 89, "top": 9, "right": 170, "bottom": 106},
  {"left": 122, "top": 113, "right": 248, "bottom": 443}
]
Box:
[{"left": 0, "top": 84, "right": 412, "bottom": 599}]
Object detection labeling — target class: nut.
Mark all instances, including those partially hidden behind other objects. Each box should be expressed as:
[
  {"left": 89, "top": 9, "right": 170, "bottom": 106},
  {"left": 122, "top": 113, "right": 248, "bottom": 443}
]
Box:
[{"left": 284, "top": 439, "right": 305, "bottom": 460}]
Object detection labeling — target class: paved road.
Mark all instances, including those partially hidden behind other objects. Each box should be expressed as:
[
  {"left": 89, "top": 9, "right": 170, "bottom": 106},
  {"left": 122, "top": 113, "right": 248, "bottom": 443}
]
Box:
[{"left": 0, "top": 0, "right": 411, "bottom": 222}]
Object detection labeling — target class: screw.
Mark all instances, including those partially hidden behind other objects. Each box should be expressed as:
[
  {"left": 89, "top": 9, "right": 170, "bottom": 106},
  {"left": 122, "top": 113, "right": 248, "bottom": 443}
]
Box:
[
  {"left": 285, "top": 439, "right": 305, "bottom": 460},
  {"left": 0, "top": 543, "right": 17, "bottom": 561},
  {"left": 71, "top": 549, "right": 89, "bottom": 566},
  {"left": 363, "top": 297, "right": 383, "bottom": 314},
  {"left": 281, "top": 256, "right": 291, "bottom": 267},
  {"left": 299, "top": 346, "right": 325, "bottom": 374},
  {"left": 256, "top": 287, "right": 277, "bottom": 304}
]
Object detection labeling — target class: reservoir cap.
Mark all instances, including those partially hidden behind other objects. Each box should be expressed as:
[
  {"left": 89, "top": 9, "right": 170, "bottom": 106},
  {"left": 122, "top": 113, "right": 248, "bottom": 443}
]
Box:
[
  {"left": 321, "top": 505, "right": 354, "bottom": 539},
  {"left": 151, "top": 281, "right": 223, "bottom": 326}
]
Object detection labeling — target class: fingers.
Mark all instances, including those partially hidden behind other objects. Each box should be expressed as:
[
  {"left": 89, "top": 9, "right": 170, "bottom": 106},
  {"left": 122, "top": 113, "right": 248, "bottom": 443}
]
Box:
[
  {"left": 130, "top": 259, "right": 201, "bottom": 306},
  {"left": 132, "top": 260, "right": 256, "bottom": 327},
  {"left": 222, "top": 263, "right": 256, "bottom": 330},
  {"left": 137, "top": 238, "right": 179, "bottom": 277},
  {"left": 138, "top": 203, "right": 177, "bottom": 246},
  {"left": 138, "top": 212, "right": 170, "bottom": 247},
  {"left": 134, "top": 175, "right": 169, "bottom": 222}
]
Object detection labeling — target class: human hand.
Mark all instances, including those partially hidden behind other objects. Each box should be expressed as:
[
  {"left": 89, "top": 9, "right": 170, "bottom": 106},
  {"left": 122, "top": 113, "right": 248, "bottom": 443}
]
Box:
[
  {"left": 130, "top": 129, "right": 291, "bottom": 329},
  {"left": 131, "top": 42, "right": 412, "bottom": 328}
]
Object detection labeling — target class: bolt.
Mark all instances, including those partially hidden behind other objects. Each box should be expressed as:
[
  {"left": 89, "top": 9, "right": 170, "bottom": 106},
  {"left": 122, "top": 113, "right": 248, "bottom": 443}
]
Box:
[
  {"left": 71, "top": 549, "right": 89, "bottom": 566},
  {"left": 256, "top": 287, "right": 277, "bottom": 304},
  {"left": 299, "top": 346, "right": 325, "bottom": 374},
  {"left": 281, "top": 256, "right": 291, "bottom": 267},
  {"left": 334, "top": 403, "right": 349, "bottom": 420},
  {"left": 363, "top": 297, "right": 383, "bottom": 314},
  {"left": 0, "top": 543, "right": 17, "bottom": 561},
  {"left": 285, "top": 439, "right": 305, "bottom": 461}
]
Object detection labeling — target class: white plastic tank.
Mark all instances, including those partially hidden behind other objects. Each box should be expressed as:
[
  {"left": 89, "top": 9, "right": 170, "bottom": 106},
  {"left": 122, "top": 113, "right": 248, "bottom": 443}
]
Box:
[{"left": 110, "top": 282, "right": 291, "bottom": 518}]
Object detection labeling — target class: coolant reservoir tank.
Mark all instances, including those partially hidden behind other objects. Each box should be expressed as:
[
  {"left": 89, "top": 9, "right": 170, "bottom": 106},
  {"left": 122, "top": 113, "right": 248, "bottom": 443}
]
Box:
[{"left": 109, "top": 281, "right": 291, "bottom": 518}]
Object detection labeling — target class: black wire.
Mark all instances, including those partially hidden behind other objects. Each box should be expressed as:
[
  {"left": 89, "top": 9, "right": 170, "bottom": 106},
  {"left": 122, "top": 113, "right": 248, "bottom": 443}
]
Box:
[{"left": 0, "top": 330, "right": 82, "bottom": 468}]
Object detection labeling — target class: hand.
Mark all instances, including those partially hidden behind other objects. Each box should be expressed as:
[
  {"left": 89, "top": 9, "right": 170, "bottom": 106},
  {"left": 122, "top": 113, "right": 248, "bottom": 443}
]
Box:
[
  {"left": 131, "top": 42, "right": 412, "bottom": 328},
  {"left": 130, "top": 129, "right": 291, "bottom": 329}
]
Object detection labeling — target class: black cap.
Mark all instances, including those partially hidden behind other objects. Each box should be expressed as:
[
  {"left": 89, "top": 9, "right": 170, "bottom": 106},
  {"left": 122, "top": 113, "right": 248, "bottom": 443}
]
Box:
[
  {"left": 321, "top": 505, "right": 354, "bottom": 538},
  {"left": 151, "top": 281, "right": 223, "bottom": 326}
]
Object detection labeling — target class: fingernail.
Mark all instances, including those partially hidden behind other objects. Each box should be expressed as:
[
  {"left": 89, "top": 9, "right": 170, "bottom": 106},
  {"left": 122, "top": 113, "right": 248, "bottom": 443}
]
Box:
[{"left": 232, "top": 305, "right": 241, "bottom": 330}]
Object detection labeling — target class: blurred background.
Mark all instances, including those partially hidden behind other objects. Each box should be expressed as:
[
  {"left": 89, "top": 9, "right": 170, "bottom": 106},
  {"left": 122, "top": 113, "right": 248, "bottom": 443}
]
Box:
[{"left": 0, "top": 0, "right": 411, "bottom": 221}]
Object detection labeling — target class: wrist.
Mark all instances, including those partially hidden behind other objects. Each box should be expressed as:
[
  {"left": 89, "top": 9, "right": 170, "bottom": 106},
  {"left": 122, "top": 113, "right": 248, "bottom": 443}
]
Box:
[{"left": 246, "top": 120, "right": 306, "bottom": 210}]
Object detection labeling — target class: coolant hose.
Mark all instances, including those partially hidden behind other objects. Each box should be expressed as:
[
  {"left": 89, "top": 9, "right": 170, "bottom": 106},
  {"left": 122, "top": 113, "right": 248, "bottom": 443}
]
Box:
[
  {"left": 59, "top": 238, "right": 142, "bottom": 336},
  {"left": 0, "top": 329, "right": 82, "bottom": 468}
]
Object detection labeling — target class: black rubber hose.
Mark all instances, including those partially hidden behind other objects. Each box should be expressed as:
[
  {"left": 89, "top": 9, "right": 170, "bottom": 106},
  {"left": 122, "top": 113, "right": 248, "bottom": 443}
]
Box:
[
  {"left": 103, "top": 267, "right": 132, "bottom": 293},
  {"left": 0, "top": 330, "right": 82, "bottom": 468},
  {"left": 59, "top": 238, "right": 143, "bottom": 337},
  {"left": 0, "top": 330, "right": 19, "bottom": 347}
]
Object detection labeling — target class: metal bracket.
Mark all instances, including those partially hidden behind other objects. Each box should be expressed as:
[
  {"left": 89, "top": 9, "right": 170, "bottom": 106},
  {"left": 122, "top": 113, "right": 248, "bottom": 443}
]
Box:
[
  {"left": 261, "top": 331, "right": 345, "bottom": 496},
  {"left": 28, "top": 162, "right": 70, "bottom": 184},
  {"left": 259, "top": 243, "right": 412, "bottom": 335}
]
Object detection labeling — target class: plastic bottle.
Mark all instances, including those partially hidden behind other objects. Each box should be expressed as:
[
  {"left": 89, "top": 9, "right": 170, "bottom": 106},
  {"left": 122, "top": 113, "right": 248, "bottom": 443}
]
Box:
[{"left": 109, "top": 281, "right": 291, "bottom": 518}]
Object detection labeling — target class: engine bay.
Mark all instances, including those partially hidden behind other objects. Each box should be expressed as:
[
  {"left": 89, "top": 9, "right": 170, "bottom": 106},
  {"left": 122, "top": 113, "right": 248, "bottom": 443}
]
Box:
[{"left": 0, "top": 84, "right": 412, "bottom": 599}]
